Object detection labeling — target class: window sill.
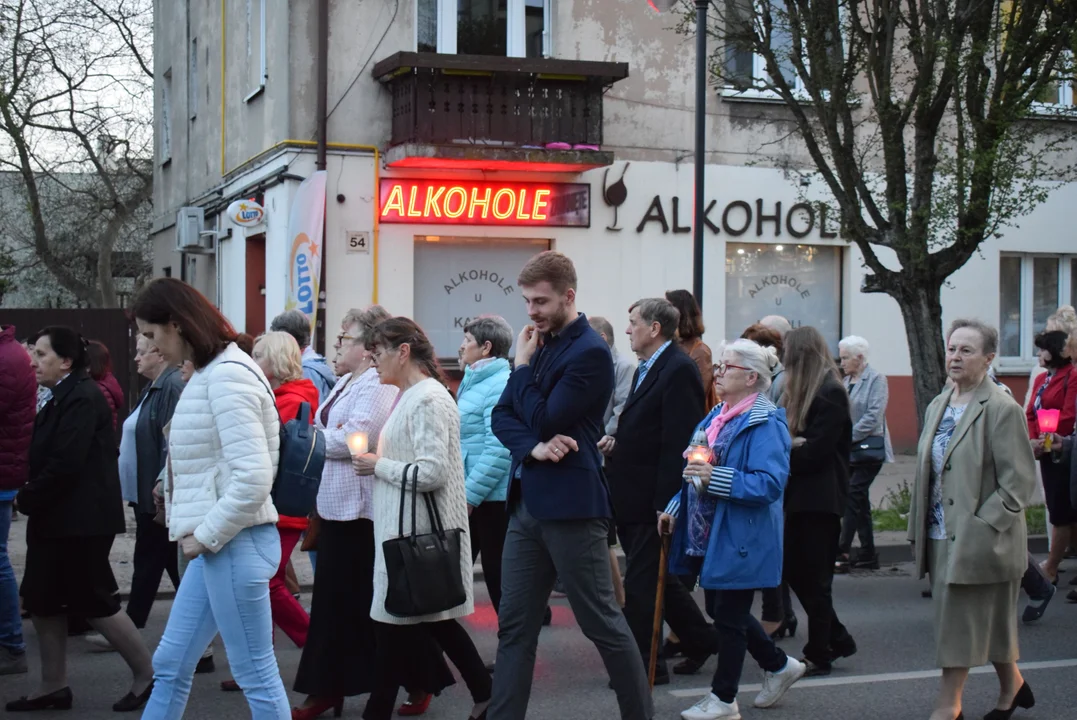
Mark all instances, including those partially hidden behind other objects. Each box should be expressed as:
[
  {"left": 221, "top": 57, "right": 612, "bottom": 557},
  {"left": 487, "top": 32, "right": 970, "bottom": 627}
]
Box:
[
  {"left": 244, "top": 85, "right": 265, "bottom": 104},
  {"left": 161, "top": 157, "right": 172, "bottom": 168},
  {"left": 996, "top": 359, "right": 1038, "bottom": 376},
  {"left": 1026, "top": 103, "right": 1077, "bottom": 120},
  {"left": 719, "top": 86, "right": 835, "bottom": 105}
]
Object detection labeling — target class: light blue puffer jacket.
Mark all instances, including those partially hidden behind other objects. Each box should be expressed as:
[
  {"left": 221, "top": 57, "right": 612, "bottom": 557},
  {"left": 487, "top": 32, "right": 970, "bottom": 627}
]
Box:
[{"left": 458, "top": 358, "right": 512, "bottom": 507}]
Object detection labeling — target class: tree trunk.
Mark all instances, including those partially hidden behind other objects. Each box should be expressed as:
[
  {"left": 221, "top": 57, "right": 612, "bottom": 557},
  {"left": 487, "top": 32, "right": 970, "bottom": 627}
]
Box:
[{"left": 893, "top": 281, "right": 948, "bottom": 434}]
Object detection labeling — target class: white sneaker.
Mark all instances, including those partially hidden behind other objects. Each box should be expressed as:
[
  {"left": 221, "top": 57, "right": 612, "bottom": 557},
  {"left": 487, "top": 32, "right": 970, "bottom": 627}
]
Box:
[
  {"left": 83, "top": 633, "right": 116, "bottom": 652},
  {"left": 754, "top": 656, "right": 806, "bottom": 708},
  {"left": 681, "top": 693, "right": 741, "bottom": 720}
]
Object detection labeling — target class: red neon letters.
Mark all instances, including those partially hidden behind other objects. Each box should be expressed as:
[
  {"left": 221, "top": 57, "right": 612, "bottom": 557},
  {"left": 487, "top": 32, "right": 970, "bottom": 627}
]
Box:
[{"left": 378, "top": 180, "right": 590, "bottom": 227}]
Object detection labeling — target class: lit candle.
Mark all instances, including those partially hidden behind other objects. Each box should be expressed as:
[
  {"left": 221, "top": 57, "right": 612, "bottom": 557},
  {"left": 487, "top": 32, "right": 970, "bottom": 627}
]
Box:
[
  {"left": 347, "top": 432, "right": 368, "bottom": 457},
  {"left": 1037, "top": 409, "right": 1060, "bottom": 452},
  {"left": 688, "top": 448, "right": 710, "bottom": 464}
]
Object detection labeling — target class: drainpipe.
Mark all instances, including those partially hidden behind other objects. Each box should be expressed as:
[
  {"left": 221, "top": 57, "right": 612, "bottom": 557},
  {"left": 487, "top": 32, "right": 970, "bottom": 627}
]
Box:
[{"left": 315, "top": 0, "right": 329, "bottom": 352}]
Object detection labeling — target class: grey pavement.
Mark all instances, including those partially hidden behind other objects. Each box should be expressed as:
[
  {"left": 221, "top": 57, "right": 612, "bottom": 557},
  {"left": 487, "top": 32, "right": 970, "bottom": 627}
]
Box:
[{"left": 2, "top": 556, "right": 1075, "bottom": 719}]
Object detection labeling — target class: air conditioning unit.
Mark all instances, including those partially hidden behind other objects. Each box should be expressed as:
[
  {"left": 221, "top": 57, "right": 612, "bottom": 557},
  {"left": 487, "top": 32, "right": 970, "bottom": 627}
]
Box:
[{"left": 176, "top": 207, "right": 205, "bottom": 250}]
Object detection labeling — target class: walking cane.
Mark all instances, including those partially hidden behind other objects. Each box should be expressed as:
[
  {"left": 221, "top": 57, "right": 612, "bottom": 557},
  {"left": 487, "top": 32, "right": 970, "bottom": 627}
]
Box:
[{"left": 648, "top": 532, "right": 672, "bottom": 689}]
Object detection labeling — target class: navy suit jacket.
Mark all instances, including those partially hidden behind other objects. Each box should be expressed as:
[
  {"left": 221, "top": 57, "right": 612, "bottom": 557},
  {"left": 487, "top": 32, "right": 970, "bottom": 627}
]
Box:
[{"left": 492, "top": 314, "right": 615, "bottom": 521}]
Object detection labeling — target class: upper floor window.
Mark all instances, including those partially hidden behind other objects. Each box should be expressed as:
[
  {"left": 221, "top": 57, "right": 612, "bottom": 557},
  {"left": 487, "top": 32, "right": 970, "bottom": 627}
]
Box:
[
  {"left": 999, "top": 253, "right": 1077, "bottom": 361},
  {"left": 417, "top": 0, "right": 551, "bottom": 58},
  {"left": 1032, "top": 52, "right": 1075, "bottom": 110}
]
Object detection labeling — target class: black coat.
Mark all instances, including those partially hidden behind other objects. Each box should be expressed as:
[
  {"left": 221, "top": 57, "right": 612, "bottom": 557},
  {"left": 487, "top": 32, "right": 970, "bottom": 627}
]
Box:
[
  {"left": 606, "top": 345, "right": 706, "bottom": 524},
  {"left": 17, "top": 371, "right": 126, "bottom": 539},
  {"left": 133, "top": 366, "right": 184, "bottom": 514},
  {"left": 784, "top": 374, "right": 851, "bottom": 516}
]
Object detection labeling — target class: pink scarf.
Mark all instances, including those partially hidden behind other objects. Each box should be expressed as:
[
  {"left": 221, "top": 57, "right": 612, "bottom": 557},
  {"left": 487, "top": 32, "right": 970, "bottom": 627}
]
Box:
[{"left": 705, "top": 393, "right": 759, "bottom": 447}]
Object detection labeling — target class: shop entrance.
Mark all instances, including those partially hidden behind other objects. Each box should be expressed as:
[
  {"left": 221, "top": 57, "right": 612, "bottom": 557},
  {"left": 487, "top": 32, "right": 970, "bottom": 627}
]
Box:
[{"left": 414, "top": 235, "right": 550, "bottom": 364}]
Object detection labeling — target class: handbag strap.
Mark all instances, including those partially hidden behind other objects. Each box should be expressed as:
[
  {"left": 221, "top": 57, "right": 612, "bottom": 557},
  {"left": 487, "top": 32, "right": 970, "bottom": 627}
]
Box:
[
  {"left": 397, "top": 464, "right": 411, "bottom": 538},
  {"left": 410, "top": 464, "right": 419, "bottom": 539},
  {"left": 422, "top": 491, "right": 447, "bottom": 536}
]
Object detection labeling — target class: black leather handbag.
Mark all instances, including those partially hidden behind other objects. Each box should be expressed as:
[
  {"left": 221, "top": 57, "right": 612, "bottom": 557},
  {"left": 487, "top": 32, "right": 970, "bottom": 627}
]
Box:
[
  {"left": 850, "top": 435, "right": 886, "bottom": 466},
  {"left": 383, "top": 464, "right": 466, "bottom": 618}
]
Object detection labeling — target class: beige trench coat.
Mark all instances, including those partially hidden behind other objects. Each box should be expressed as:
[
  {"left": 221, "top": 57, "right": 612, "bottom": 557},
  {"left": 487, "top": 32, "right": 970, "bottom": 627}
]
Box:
[{"left": 908, "top": 377, "right": 1037, "bottom": 585}]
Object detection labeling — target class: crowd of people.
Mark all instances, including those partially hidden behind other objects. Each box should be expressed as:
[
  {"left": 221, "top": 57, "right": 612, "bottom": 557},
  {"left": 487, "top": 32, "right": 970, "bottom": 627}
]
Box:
[{"left": 0, "top": 251, "right": 1070, "bottom": 720}]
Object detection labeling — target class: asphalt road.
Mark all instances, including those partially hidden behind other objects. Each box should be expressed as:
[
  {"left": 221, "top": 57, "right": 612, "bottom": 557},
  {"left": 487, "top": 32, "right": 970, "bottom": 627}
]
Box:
[{"left": 2, "top": 560, "right": 1074, "bottom": 719}]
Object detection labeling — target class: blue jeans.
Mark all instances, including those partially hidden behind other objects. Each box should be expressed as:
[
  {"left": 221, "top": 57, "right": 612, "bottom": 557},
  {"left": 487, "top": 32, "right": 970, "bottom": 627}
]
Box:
[
  {"left": 143, "top": 524, "right": 289, "bottom": 719},
  {"left": 0, "top": 501, "right": 24, "bottom": 653}
]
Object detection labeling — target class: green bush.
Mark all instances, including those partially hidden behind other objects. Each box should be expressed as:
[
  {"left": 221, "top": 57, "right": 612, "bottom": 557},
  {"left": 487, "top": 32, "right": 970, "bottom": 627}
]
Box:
[{"left": 869, "top": 479, "right": 1049, "bottom": 535}]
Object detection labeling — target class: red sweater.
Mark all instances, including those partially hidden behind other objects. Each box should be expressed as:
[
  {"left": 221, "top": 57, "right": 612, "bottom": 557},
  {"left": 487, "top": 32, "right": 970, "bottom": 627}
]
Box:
[
  {"left": 274, "top": 379, "right": 319, "bottom": 530},
  {"left": 1025, "top": 362, "right": 1077, "bottom": 438}
]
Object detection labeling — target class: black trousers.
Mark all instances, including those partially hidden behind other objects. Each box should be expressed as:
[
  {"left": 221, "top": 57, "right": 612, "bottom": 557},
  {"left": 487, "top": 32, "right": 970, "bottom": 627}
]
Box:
[
  {"left": 618, "top": 523, "right": 718, "bottom": 674},
  {"left": 1021, "top": 552, "right": 1053, "bottom": 600},
  {"left": 126, "top": 510, "right": 180, "bottom": 628},
  {"left": 783, "top": 512, "right": 853, "bottom": 667},
  {"left": 470, "top": 500, "right": 509, "bottom": 613},
  {"left": 364, "top": 619, "right": 492, "bottom": 720},
  {"left": 839, "top": 463, "right": 883, "bottom": 556},
  {"left": 710, "top": 589, "right": 788, "bottom": 703}
]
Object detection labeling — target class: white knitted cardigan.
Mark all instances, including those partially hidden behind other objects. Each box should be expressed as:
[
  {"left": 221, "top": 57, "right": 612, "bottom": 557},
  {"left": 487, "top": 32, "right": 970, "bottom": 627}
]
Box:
[{"left": 371, "top": 377, "right": 474, "bottom": 625}]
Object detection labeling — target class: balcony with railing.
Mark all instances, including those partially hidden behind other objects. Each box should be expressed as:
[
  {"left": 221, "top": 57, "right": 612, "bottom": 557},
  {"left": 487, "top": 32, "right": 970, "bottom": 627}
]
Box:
[{"left": 372, "top": 52, "right": 629, "bottom": 172}]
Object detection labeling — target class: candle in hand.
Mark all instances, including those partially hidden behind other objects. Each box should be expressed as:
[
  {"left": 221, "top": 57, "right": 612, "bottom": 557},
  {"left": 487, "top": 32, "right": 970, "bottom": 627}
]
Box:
[
  {"left": 347, "top": 432, "right": 369, "bottom": 457},
  {"left": 1037, "top": 409, "right": 1060, "bottom": 452}
]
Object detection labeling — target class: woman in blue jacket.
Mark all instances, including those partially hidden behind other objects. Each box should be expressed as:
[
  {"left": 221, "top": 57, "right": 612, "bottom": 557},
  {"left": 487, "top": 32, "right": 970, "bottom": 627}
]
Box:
[
  {"left": 457, "top": 316, "right": 514, "bottom": 613},
  {"left": 660, "top": 339, "right": 806, "bottom": 720}
]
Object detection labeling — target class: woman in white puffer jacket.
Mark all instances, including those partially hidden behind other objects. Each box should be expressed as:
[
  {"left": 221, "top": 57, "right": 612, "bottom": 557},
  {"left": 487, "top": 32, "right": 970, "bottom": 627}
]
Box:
[{"left": 131, "top": 278, "right": 290, "bottom": 720}]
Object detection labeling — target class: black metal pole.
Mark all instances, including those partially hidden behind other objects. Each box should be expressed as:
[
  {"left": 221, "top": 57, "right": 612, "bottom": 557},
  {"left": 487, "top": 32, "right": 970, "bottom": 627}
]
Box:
[
  {"left": 315, "top": 0, "right": 328, "bottom": 353},
  {"left": 692, "top": 0, "right": 707, "bottom": 307}
]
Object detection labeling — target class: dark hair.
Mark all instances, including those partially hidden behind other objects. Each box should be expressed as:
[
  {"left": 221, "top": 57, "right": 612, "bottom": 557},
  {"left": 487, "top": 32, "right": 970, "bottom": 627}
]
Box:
[
  {"left": 131, "top": 278, "right": 238, "bottom": 369},
  {"left": 664, "top": 289, "right": 705, "bottom": 340},
  {"left": 29, "top": 325, "right": 89, "bottom": 373},
  {"left": 86, "top": 340, "right": 113, "bottom": 381},
  {"left": 367, "top": 317, "right": 448, "bottom": 387},
  {"left": 235, "top": 333, "right": 255, "bottom": 356},
  {"left": 517, "top": 251, "right": 577, "bottom": 294},
  {"left": 741, "top": 323, "right": 783, "bottom": 357},
  {"left": 1034, "top": 329, "right": 1070, "bottom": 369}
]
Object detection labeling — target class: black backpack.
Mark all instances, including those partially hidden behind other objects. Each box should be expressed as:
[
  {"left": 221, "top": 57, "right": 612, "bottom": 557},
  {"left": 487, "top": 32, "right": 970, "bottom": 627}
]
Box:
[{"left": 221, "top": 361, "right": 326, "bottom": 518}]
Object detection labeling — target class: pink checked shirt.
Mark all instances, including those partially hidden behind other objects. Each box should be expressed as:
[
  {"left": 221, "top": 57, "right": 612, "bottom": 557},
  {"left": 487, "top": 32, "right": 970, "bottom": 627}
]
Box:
[{"left": 315, "top": 367, "right": 398, "bottom": 521}]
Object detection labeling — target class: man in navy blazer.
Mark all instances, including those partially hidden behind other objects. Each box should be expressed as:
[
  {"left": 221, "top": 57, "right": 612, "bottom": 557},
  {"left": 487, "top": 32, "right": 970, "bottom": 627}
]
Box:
[{"left": 489, "top": 252, "right": 652, "bottom": 720}]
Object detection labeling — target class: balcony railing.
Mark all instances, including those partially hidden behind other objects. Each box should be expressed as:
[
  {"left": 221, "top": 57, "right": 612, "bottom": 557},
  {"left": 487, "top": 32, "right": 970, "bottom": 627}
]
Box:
[{"left": 373, "top": 52, "right": 629, "bottom": 151}]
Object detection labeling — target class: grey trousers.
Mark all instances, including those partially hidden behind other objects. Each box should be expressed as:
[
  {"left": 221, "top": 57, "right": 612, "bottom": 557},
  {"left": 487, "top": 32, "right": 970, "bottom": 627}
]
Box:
[{"left": 487, "top": 502, "right": 653, "bottom": 720}]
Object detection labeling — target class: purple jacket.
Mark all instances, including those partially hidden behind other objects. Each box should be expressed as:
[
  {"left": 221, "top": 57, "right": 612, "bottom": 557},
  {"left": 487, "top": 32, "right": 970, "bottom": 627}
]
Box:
[{"left": 0, "top": 325, "right": 37, "bottom": 491}]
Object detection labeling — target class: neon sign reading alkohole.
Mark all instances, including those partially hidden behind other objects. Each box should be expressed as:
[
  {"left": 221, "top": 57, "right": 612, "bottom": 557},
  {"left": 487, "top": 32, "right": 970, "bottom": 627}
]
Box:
[{"left": 379, "top": 180, "right": 590, "bottom": 227}]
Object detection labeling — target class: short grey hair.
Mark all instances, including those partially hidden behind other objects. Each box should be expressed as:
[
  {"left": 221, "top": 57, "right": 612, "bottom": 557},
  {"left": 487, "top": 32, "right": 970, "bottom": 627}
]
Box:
[
  {"left": 759, "top": 315, "right": 793, "bottom": 338},
  {"left": 270, "top": 309, "right": 312, "bottom": 349},
  {"left": 947, "top": 318, "right": 999, "bottom": 355},
  {"left": 629, "top": 298, "right": 680, "bottom": 341},
  {"left": 588, "top": 316, "right": 616, "bottom": 348},
  {"left": 343, "top": 305, "right": 391, "bottom": 345},
  {"left": 464, "top": 315, "right": 514, "bottom": 359},
  {"left": 838, "top": 335, "right": 870, "bottom": 361},
  {"left": 725, "top": 339, "right": 781, "bottom": 392}
]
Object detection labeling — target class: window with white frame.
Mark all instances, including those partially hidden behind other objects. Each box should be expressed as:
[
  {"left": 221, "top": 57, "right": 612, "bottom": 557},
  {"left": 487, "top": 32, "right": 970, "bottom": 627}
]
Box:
[
  {"left": 417, "top": 0, "right": 551, "bottom": 58},
  {"left": 246, "top": 0, "right": 267, "bottom": 101},
  {"left": 998, "top": 254, "right": 1077, "bottom": 360},
  {"left": 160, "top": 67, "right": 173, "bottom": 164},
  {"left": 1032, "top": 52, "right": 1075, "bottom": 109},
  {"left": 723, "top": 0, "right": 808, "bottom": 96}
]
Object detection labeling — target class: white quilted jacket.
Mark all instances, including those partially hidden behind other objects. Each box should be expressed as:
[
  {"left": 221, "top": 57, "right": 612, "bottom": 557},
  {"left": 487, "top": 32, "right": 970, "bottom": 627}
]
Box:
[{"left": 165, "top": 343, "right": 280, "bottom": 551}]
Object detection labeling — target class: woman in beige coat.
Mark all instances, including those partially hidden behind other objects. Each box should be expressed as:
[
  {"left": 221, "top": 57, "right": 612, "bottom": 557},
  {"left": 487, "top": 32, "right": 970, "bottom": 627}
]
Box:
[{"left": 908, "top": 319, "right": 1038, "bottom": 720}]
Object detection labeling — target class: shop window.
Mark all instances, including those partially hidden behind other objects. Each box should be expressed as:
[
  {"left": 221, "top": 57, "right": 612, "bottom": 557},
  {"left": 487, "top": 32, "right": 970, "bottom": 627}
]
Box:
[
  {"left": 246, "top": 0, "right": 267, "bottom": 101},
  {"left": 999, "top": 253, "right": 1077, "bottom": 361},
  {"left": 418, "top": 0, "right": 551, "bottom": 58},
  {"left": 413, "top": 235, "right": 549, "bottom": 362},
  {"left": 725, "top": 242, "right": 843, "bottom": 354}
]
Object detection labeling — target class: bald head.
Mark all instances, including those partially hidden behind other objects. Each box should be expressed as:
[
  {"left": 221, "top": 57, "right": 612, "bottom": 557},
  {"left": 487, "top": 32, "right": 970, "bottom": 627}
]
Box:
[{"left": 760, "top": 315, "right": 792, "bottom": 338}]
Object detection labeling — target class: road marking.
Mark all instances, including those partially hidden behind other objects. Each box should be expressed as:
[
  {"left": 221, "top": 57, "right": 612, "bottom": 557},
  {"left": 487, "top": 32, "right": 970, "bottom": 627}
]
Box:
[{"left": 667, "top": 658, "right": 1077, "bottom": 698}]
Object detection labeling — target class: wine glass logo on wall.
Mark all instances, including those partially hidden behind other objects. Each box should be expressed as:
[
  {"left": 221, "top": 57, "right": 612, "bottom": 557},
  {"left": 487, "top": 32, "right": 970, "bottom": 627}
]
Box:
[{"left": 602, "top": 162, "right": 630, "bottom": 231}]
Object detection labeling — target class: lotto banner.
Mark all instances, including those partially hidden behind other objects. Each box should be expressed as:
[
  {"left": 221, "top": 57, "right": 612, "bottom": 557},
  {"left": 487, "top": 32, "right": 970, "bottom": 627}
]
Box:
[{"left": 285, "top": 171, "right": 327, "bottom": 343}]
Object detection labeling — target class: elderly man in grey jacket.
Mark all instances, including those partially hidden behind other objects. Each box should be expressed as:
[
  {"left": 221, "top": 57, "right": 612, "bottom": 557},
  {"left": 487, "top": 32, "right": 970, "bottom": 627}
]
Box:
[{"left": 837, "top": 336, "right": 893, "bottom": 571}]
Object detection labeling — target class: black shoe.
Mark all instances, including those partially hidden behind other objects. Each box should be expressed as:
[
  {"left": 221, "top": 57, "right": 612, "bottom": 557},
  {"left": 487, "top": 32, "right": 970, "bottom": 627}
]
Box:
[
  {"left": 542, "top": 606, "right": 553, "bottom": 626},
  {"left": 801, "top": 659, "right": 831, "bottom": 677},
  {"left": 485, "top": 662, "right": 495, "bottom": 673},
  {"left": 770, "top": 615, "right": 797, "bottom": 640},
  {"left": 922, "top": 588, "right": 933, "bottom": 598},
  {"left": 1022, "top": 585, "right": 1056, "bottom": 623},
  {"left": 851, "top": 552, "right": 880, "bottom": 570},
  {"left": 112, "top": 681, "right": 154, "bottom": 712},
  {"left": 1069, "top": 574, "right": 1077, "bottom": 586},
  {"left": 195, "top": 654, "right": 215, "bottom": 674},
  {"left": 663, "top": 638, "right": 684, "bottom": 658},
  {"left": 832, "top": 637, "right": 858, "bottom": 660},
  {"left": 1066, "top": 589, "right": 1077, "bottom": 603},
  {"left": 983, "top": 681, "right": 1034, "bottom": 720},
  {"left": 834, "top": 553, "right": 851, "bottom": 574},
  {"left": 672, "top": 654, "right": 709, "bottom": 675},
  {"left": 6, "top": 687, "right": 73, "bottom": 712}
]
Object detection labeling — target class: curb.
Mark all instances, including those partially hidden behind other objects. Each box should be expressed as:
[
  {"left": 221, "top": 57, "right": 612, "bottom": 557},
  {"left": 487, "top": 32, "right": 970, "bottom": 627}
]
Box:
[{"left": 116, "top": 534, "right": 1052, "bottom": 602}]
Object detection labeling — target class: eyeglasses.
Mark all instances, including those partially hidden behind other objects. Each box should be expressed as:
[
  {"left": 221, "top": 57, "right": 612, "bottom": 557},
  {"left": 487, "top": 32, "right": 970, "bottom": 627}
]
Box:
[
  {"left": 335, "top": 333, "right": 356, "bottom": 348},
  {"left": 714, "top": 362, "right": 752, "bottom": 377}
]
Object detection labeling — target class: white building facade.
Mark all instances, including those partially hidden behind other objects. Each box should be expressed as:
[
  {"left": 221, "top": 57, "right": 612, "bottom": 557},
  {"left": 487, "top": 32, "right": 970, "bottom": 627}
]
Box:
[{"left": 151, "top": 1, "right": 1076, "bottom": 449}]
